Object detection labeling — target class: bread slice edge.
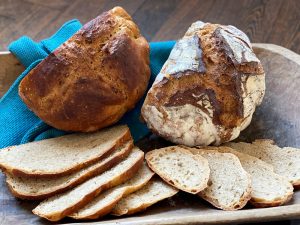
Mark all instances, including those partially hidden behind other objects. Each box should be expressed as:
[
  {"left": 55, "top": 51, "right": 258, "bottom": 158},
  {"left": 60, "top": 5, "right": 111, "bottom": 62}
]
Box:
[{"left": 6, "top": 140, "right": 134, "bottom": 200}]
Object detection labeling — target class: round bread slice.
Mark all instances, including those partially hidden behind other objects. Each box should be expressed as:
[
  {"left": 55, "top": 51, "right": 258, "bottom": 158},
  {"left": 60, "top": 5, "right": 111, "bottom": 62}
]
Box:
[
  {"left": 225, "top": 140, "right": 300, "bottom": 188},
  {"left": 201, "top": 146, "right": 294, "bottom": 208},
  {"left": 111, "top": 177, "right": 178, "bottom": 216},
  {"left": 193, "top": 150, "right": 252, "bottom": 210},
  {"left": 145, "top": 146, "right": 210, "bottom": 194}
]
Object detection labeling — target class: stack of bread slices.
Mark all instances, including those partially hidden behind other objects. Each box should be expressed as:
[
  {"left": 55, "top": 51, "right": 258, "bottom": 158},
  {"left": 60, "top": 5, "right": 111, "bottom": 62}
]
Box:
[
  {"left": 0, "top": 125, "right": 177, "bottom": 221},
  {"left": 0, "top": 125, "right": 299, "bottom": 221}
]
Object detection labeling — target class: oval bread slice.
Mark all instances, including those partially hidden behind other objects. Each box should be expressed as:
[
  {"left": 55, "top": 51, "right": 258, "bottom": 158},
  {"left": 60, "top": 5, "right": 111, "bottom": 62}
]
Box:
[
  {"left": 145, "top": 146, "right": 210, "bottom": 194},
  {"left": 188, "top": 149, "right": 252, "bottom": 210},
  {"left": 6, "top": 141, "right": 133, "bottom": 200},
  {"left": 69, "top": 163, "right": 154, "bottom": 219},
  {"left": 0, "top": 125, "right": 131, "bottom": 177},
  {"left": 225, "top": 139, "right": 300, "bottom": 187},
  {"left": 111, "top": 177, "right": 178, "bottom": 216},
  {"left": 32, "top": 147, "right": 144, "bottom": 221},
  {"left": 201, "top": 146, "right": 294, "bottom": 207}
]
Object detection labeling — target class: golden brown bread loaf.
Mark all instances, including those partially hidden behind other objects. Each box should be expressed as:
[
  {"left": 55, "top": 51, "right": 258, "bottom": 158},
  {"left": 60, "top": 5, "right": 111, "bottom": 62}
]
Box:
[
  {"left": 141, "top": 21, "right": 265, "bottom": 146},
  {"left": 19, "top": 7, "right": 150, "bottom": 132}
]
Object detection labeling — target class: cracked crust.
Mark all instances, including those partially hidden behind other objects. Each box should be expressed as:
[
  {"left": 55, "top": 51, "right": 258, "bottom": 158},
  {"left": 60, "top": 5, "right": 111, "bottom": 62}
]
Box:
[{"left": 142, "top": 21, "right": 265, "bottom": 146}]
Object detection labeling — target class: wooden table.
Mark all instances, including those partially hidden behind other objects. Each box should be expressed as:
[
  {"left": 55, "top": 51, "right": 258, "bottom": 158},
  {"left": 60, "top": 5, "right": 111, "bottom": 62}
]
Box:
[
  {"left": 0, "top": 1, "right": 299, "bottom": 225},
  {"left": 0, "top": 0, "right": 299, "bottom": 53}
]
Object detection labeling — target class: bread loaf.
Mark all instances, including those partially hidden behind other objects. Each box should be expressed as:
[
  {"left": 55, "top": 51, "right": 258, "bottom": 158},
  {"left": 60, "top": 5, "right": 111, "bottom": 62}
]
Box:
[
  {"left": 6, "top": 140, "right": 133, "bottom": 200},
  {"left": 0, "top": 125, "right": 130, "bottom": 177},
  {"left": 19, "top": 6, "right": 150, "bottom": 132},
  {"left": 142, "top": 21, "right": 265, "bottom": 146}
]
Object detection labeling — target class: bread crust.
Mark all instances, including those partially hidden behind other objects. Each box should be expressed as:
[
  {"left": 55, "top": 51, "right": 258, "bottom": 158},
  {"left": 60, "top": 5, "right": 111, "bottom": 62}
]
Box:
[
  {"left": 142, "top": 21, "right": 265, "bottom": 146},
  {"left": 6, "top": 141, "right": 133, "bottom": 200},
  {"left": 198, "top": 174, "right": 252, "bottom": 210},
  {"left": 250, "top": 191, "right": 293, "bottom": 208},
  {"left": 32, "top": 150, "right": 144, "bottom": 221},
  {"left": 110, "top": 178, "right": 179, "bottom": 216},
  {"left": 0, "top": 127, "right": 131, "bottom": 178},
  {"left": 69, "top": 163, "right": 154, "bottom": 219},
  {"left": 19, "top": 6, "right": 150, "bottom": 132}
]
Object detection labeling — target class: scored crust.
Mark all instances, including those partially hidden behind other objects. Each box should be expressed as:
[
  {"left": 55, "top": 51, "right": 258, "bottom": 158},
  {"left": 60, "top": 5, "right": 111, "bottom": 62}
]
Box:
[
  {"left": 141, "top": 21, "right": 265, "bottom": 146},
  {"left": 19, "top": 6, "right": 150, "bottom": 132}
]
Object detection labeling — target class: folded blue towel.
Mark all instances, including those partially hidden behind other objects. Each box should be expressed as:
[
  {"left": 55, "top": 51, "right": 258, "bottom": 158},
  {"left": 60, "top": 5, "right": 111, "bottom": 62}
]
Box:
[{"left": 0, "top": 19, "right": 176, "bottom": 148}]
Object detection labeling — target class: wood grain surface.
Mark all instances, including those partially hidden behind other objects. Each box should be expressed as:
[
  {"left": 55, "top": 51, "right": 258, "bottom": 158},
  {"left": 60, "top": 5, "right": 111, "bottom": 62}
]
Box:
[{"left": 0, "top": 0, "right": 299, "bottom": 53}]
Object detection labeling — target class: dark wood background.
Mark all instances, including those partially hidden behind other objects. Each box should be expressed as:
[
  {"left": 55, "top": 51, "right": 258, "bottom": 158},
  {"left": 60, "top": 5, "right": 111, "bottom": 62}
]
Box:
[
  {"left": 0, "top": 1, "right": 299, "bottom": 225},
  {"left": 0, "top": 0, "right": 299, "bottom": 53}
]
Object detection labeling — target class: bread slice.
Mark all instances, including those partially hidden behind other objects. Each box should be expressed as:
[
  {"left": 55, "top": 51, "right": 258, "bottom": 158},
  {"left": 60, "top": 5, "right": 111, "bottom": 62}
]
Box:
[
  {"left": 186, "top": 148, "right": 252, "bottom": 210},
  {"left": 225, "top": 139, "right": 300, "bottom": 187},
  {"left": 6, "top": 141, "right": 133, "bottom": 200},
  {"left": 69, "top": 163, "right": 154, "bottom": 219},
  {"left": 0, "top": 125, "right": 131, "bottom": 178},
  {"left": 111, "top": 177, "right": 178, "bottom": 216},
  {"left": 198, "top": 146, "right": 294, "bottom": 207},
  {"left": 32, "top": 147, "right": 144, "bottom": 221},
  {"left": 145, "top": 146, "right": 210, "bottom": 194}
]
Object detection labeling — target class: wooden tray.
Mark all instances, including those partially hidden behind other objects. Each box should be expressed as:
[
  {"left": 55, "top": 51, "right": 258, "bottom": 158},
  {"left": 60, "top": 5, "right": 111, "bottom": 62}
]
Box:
[{"left": 0, "top": 43, "right": 300, "bottom": 225}]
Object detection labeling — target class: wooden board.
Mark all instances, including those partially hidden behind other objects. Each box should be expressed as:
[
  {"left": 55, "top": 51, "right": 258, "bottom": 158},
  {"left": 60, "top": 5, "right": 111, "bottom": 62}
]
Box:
[
  {"left": 1, "top": 0, "right": 300, "bottom": 54},
  {"left": 0, "top": 43, "right": 300, "bottom": 225}
]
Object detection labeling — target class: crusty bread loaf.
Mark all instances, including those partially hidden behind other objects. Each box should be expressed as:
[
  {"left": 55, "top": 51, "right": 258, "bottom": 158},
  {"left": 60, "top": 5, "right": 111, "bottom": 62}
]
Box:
[
  {"left": 19, "top": 6, "right": 150, "bottom": 132},
  {"left": 225, "top": 140, "right": 300, "bottom": 187},
  {"left": 0, "top": 125, "right": 130, "bottom": 178},
  {"left": 69, "top": 163, "right": 154, "bottom": 219},
  {"left": 111, "top": 177, "right": 178, "bottom": 216},
  {"left": 198, "top": 146, "right": 294, "bottom": 207},
  {"left": 186, "top": 148, "right": 252, "bottom": 210},
  {"left": 6, "top": 140, "right": 133, "bottom": 200},
  {"left": 141, "top": 21, "right": 265, "bottom": 146},
  {"left": 145, "top": 146, "right": 209, "bottom": 194},
  {"left": 32, "top": 147, "right": 144, "bottom": 221}
]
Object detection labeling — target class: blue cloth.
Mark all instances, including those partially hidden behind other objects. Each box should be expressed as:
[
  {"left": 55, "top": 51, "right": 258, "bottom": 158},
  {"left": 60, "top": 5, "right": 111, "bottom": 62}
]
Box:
[{"left": 0, "top": 19, "right": 176, "bottom": 148}]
